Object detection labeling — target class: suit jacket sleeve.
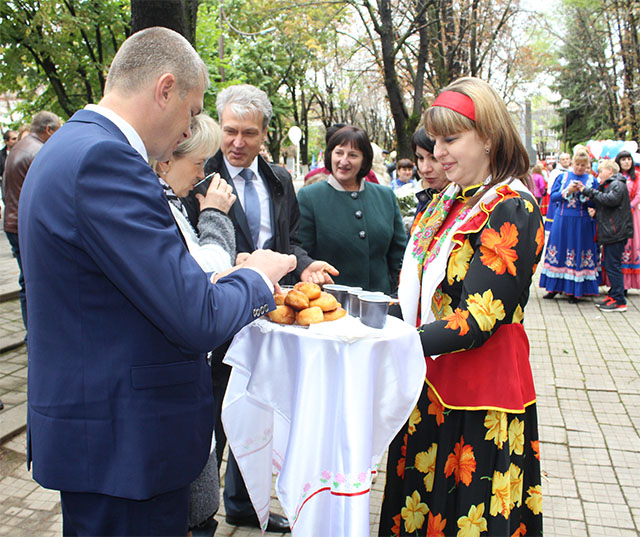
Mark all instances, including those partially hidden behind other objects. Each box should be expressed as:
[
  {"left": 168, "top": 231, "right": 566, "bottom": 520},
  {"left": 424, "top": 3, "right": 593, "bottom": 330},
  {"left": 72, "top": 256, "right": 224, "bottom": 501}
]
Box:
[{"left": 74, "top": 140, "right": 273, "bottom": 353}]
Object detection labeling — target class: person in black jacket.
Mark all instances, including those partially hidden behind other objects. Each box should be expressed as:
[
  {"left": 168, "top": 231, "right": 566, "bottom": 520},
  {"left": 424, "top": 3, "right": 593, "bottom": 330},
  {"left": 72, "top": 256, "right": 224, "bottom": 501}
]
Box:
[{"left": 578, "top": 160, "right": 633, "bottom": 312}]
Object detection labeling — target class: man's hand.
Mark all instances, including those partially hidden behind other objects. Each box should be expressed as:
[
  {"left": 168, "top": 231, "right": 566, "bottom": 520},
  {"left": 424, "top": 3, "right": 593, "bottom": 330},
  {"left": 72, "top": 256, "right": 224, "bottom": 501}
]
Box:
[
  {"left": 241, "top": 249, "right": 297, "bottom": 286},
  {"left": 235, "top": 252, "right": 251, "bottom": 265},
  {"left": 300, "top": 260, "right": 339, "bottom": 285}
]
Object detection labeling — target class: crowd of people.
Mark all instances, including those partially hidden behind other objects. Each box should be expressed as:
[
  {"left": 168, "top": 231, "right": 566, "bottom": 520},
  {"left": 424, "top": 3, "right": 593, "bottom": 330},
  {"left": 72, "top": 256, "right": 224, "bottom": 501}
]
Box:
[{"left": 2, "top": 22, "right": 638, "bottom": 537}]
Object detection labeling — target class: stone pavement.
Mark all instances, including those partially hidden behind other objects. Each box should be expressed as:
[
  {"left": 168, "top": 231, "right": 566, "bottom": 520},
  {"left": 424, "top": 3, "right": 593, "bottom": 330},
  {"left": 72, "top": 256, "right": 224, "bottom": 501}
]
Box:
[{"left": 1, "top": 249, "right": 639, "bottom": 535}]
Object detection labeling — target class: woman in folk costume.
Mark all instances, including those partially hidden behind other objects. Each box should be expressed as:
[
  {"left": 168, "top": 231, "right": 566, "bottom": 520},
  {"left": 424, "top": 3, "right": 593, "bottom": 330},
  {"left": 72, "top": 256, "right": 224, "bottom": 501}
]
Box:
[
  {"left": 378, "top": 78, "right": 544, "bottom": 537},
  {"left": 538, "top": 150, "right": 599, "bottom": 302}
]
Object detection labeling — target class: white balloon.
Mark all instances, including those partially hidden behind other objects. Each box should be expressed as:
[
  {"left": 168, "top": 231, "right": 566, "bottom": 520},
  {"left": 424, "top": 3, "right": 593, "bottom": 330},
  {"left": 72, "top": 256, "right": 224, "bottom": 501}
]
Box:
[
  {"left": 622, "top": 140, "right": 638, "bottom": 154},
  {"left": 288, "top": 126, "right": 302, "bottom": 145},
  {"left": 589, "top": 141, "right": 603, "bottom": 159}
]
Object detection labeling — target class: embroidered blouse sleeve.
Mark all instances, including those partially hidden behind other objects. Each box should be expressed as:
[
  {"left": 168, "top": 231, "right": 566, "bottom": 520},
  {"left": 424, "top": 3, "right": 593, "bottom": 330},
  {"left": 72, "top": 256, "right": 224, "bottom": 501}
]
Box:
[{"left": 418, "top": 194, "right": 544, "bottom": 356}]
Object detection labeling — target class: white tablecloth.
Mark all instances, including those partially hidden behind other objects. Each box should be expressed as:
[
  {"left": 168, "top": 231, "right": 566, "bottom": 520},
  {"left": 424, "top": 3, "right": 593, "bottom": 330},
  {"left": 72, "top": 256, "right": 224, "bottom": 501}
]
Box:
[{"left": 222, "top": 315, "right": 425, "bottom": 536}]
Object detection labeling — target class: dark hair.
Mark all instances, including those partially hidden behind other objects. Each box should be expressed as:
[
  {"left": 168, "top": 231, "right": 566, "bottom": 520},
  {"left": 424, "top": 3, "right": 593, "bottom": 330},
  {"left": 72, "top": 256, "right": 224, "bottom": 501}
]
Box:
[
  {"left": 325, "top": 123, "right": 347, "bottom": 145},
  {"left": 397, "top": 158, "right": 414, "bottom": 170},
  {"left": 3, "top": 130, "right": 16, "bottom": 142},
  {"left": 411, "top": 126, "right": 435, "bottom": 156},
  {"left": 615, "top": 150, "right": 634, "bottom": 173},
  {"left": 324, "top": 126, "right": 373, "bottom": 180}
]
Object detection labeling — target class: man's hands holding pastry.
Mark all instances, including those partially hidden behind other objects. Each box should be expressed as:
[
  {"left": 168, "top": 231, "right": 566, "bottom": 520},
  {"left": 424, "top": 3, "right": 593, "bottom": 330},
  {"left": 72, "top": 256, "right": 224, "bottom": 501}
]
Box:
[{"left": 213, "top": 250, "right": 297, "bottom": 289}]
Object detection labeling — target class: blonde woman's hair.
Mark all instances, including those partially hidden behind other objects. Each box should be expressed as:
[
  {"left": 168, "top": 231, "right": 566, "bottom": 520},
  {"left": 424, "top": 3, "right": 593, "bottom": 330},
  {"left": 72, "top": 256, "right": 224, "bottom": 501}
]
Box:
[
  {"left": 423, "top": 77, "right": 529, "bottom": 194},
  {"left": 572, "top": 150, "right": 590, "bottom": 165},
  {"left": 151, "top": 113, "right": 220, "bottom": 173},
  {"left": 598, "top": 159, "right": 620, "bottom": 174},
  {"left": 531, "top": 163, "right": 543, "bottom": 175},
  {"left": 173, "top": 113, "right": 221, "bottom": 159},
  {"left": 370, "top": 143, "right": 391, "bottom": 185}
]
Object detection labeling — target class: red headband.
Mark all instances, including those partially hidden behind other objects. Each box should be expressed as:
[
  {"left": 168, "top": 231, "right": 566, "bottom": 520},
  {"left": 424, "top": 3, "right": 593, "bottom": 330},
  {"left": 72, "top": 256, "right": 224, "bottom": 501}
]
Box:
[{"left": 432, "top": 91, "right": 476, "bottom": 121}]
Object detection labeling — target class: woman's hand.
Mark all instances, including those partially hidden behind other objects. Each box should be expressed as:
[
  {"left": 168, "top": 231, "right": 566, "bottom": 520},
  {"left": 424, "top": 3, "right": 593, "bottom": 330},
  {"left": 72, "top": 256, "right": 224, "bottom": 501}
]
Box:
[{"left": 196, "top": 173, "right": 236, "bottom": 214}]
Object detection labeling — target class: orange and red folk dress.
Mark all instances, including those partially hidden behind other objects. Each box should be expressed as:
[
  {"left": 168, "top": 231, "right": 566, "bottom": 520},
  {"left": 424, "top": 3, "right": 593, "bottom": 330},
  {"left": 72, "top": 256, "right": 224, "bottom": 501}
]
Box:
[{"left": 380, "top": 180, "right": 544, "bottom": 537}]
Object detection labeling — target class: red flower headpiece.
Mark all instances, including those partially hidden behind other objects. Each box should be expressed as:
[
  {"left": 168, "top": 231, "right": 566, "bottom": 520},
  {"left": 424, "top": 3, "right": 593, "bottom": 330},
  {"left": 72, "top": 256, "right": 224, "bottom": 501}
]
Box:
[{"left": 432, "top": 91, "right": 476, "bottom": 121}]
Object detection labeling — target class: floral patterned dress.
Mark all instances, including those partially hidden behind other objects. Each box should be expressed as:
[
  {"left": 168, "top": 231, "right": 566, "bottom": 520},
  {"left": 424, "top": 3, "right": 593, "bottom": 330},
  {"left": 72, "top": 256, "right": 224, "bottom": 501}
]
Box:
[{"left": 380, "top": 181, "right": 544, "bottom": 537}]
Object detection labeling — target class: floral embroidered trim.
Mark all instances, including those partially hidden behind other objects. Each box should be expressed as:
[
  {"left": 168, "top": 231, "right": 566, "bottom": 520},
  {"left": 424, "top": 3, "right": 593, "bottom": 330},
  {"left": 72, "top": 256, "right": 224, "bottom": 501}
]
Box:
[{"left": 291, "top": 466, "right": 378, "bottom": 528}]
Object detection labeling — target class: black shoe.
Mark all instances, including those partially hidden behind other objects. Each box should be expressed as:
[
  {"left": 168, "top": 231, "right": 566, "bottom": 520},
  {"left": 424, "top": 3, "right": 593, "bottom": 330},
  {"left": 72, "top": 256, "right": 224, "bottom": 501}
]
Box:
[
  {"left": 567, "top": 296, "right": 579, "bottom": 304},
  {"left": 226, "top": 512, "right": 290, "bottom": 533},
  {"left": 543, "top": 292, "right": 557, "bottom": 299},
  {"left": 0, "top": 399, "right": 3, "bottom": 411}
]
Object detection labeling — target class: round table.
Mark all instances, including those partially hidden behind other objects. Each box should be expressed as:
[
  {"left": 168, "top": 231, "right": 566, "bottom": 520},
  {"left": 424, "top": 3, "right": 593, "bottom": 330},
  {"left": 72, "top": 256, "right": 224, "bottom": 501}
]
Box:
[{"left": 221, "top": 314, "right": 425, "bottom": 536}]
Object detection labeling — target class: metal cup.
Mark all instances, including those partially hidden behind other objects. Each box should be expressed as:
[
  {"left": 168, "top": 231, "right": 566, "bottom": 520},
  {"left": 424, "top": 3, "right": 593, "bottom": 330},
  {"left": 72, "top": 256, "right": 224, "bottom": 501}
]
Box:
[
  {"left": 347, "top": 288, "right": 367, "bottom": 317},
  {"left": 359, "top": 294, "right": 390, "bottom": 329},
  {"left": 322, "top": 284, "right": 350, "bottom": 309}
]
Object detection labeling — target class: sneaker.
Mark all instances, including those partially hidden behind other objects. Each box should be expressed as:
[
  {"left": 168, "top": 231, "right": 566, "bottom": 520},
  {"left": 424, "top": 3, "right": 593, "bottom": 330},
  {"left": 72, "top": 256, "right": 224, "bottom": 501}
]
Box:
[
  {"left": 595, "top": 296, "right": 615, "bottom": 308},
  {"left": 600, "top": 301, "right": 627, "bottom": 312}
]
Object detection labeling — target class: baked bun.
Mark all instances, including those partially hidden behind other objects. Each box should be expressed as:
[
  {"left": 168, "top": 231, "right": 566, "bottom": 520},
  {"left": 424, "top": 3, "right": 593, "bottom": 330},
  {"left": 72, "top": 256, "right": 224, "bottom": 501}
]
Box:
[
  {"left": 323, "top": 307, "right": 347, "bottom": 322},
  {"left": 285, "top": 289, "right": 310, "bottom": 310},
  {"left": 274, "top": 293, "right": 286, "bottom": 306},
  {"left": 309, "top": 292, "right": 338, "bottom": 312},
  {"left": 267, "top": 305, "right": 295, "bottom": 325},
  {"left": 296, "top": 306, "right": 324, "bottom": 326},
  {"left": 294, "top": 282, "right": 322, "bottom": 300}
]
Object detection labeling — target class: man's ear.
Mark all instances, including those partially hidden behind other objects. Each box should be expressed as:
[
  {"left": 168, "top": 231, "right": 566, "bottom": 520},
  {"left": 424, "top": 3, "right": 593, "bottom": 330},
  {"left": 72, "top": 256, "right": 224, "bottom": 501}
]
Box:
[{"left": 155, "top": 73, "right": 177, "bottom": 109}]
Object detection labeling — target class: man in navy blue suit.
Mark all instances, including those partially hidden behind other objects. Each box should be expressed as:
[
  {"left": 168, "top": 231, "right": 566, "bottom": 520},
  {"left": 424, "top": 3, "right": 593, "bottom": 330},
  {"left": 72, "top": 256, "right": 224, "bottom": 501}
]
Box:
[{"left": 19, "top": 27, "right": 296, "bottom": 536}]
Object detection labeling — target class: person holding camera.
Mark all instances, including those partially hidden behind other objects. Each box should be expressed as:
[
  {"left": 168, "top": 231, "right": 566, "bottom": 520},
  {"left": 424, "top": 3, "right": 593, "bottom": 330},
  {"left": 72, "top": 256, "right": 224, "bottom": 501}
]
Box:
[{"left": 577, "top": 160, "right": 633, "bottom": 312}]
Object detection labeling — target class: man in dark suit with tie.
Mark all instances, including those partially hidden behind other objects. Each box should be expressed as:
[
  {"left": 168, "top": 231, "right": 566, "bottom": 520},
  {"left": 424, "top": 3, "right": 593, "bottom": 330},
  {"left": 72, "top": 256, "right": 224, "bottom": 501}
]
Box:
[
  {"left": 182, "top": 84, "right": 337, "bottom": 532},
  {"left": 19, "top": 28, "right": 296, "bottom": 536}
]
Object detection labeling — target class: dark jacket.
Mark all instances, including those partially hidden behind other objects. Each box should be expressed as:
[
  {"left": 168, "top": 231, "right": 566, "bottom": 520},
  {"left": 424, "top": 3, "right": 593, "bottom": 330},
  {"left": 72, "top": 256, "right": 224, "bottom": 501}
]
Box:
[
  {"left": 297, "top": 180, "right": 406, "bottom": 294},
  {"left": 4, "top": 133, "right": 44, "bottom": 233},
  {"left": 183, "top": 150, "right": 313, "bottom": 283},
  {"left": 581, "top": 173, "right": 634, "bottom": 244},
  {"left": 182, "top": 150, "right": 316, "bottom": 386}
]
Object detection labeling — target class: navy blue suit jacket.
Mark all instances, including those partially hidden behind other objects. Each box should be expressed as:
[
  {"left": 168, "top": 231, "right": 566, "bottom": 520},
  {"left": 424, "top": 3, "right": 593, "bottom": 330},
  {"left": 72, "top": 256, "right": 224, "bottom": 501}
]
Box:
[{"left": 19, "top": 110, "right": 274, "bottom": 499}]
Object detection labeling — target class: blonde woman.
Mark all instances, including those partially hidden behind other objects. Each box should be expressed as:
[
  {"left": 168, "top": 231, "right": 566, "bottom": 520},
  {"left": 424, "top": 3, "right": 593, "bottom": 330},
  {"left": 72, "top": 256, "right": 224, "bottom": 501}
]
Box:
[{"left": 155, "top": 112, "right": 236, "bottom": 534}]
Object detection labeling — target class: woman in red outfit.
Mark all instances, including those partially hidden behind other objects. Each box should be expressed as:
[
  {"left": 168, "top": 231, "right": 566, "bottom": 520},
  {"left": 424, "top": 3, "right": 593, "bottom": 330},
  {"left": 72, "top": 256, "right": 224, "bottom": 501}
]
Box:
[{"left": 379, "top": 78, "right": 543, "bottom": 537}]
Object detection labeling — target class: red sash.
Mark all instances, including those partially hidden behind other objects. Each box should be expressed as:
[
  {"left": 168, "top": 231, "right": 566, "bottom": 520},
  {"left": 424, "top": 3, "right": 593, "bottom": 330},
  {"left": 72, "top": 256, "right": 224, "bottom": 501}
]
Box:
[{"left": 426, "top": 323, "right": 536, "bottom": 413}]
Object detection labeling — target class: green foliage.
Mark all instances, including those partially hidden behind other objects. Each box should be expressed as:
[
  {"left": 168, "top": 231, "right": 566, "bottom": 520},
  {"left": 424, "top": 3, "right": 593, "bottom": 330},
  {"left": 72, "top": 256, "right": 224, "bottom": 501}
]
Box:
[
  {"left": 196, "top": 0, "right": 346, "bottom": 163},
  {"left": 551, "top": 0, "right": 616, "bottom": 147},
  {"left": 0, "top": 0, "right": 130, "bottom": 121}
]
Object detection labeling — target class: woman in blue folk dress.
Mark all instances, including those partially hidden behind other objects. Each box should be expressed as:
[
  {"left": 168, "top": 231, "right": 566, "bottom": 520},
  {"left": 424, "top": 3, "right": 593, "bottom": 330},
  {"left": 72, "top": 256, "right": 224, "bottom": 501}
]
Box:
[{"left": 539, "top": 150, "right": 599, "bottom": 302}]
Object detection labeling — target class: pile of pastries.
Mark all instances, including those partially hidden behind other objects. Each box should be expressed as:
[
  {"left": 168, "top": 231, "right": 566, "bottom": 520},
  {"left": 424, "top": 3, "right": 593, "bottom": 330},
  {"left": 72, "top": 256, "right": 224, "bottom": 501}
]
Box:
[{"left": 267, "top": 282, "right": 347, "bottom": 326}]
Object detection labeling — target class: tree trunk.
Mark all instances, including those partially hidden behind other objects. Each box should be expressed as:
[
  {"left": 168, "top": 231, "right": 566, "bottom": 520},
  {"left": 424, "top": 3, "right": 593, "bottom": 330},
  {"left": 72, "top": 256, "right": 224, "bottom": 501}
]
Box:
[
  {"left": 130, "top": 0, "right": 199, "bottom": 45},
  {"left": 376, "top": 0, "right": 411, "bottom": 158}
]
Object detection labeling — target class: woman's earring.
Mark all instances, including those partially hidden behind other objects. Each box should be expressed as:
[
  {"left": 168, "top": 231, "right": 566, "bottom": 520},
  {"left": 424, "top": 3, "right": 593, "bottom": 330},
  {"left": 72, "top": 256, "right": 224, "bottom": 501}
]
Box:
[{"left": 485, "top": 147, "right": 490, "bottom": 154}]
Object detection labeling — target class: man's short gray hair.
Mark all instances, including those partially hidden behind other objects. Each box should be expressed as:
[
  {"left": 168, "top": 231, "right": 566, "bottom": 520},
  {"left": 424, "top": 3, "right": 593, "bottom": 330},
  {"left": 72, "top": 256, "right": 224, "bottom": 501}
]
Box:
[
  {"left": 216, "top": 84, "right": 272, "bottom": 129},
  {"left": 31, "top": 112, "right": 60, "bottom": 135},
  {"left": 105, "top": 27, "right": 209, "bottom": 96}
]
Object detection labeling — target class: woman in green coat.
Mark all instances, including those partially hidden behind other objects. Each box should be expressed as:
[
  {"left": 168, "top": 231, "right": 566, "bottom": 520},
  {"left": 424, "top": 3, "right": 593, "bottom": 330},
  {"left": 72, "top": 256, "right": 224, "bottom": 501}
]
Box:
[{"left": 298, "top": 126, "right": 406, "bottom": 294}]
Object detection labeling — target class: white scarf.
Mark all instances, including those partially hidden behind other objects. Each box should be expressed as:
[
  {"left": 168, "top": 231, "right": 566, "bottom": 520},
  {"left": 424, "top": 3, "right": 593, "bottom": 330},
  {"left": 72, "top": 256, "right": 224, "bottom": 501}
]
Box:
[{"left": 398, "top": 177, "right": 530, "bottom": 327}]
